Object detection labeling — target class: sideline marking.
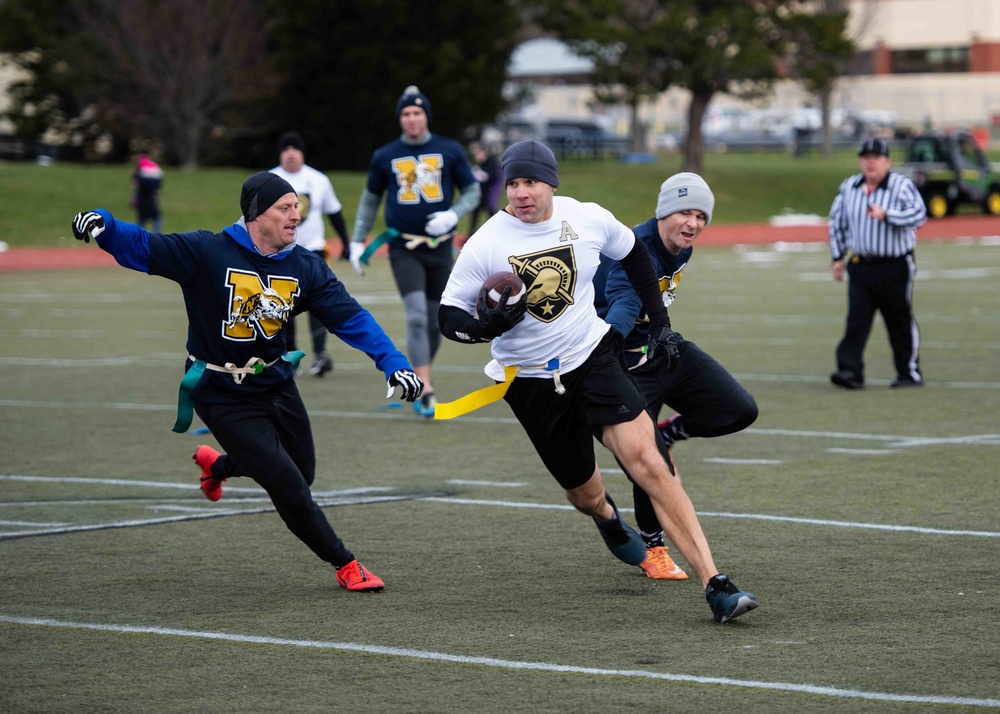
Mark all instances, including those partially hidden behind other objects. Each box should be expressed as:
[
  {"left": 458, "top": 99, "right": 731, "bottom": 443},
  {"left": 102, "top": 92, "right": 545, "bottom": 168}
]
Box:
[
  {"left": 0, "top": 615, "right": 996, "bottom": 709},
  {"left": 421, "top": 497, "right": 1000, "bottom": 539},
  {"left": 0, "top": 474, "right": 392, "bottom": 499},
  {"left": 826, "top": 448, "right": 899, "bottom": 455},
  {"left": 446, "top": 479, "right": 526, "bottom": 488},
  {"left": 702, "top": 458, "right": 783, "bottom": 465},
  {"left": 2, "top": 477, "right": 998, "bottom": 540}
]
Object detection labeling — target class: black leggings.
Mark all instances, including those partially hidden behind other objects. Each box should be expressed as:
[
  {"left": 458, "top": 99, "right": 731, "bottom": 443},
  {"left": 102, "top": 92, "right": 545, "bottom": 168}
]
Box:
[{"left": 194, "top": 381, "right": 354, "bottom": 567}]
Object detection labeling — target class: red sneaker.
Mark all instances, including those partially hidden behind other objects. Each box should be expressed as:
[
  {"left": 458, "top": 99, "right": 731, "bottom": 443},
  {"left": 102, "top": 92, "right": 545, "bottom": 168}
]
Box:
[
  {"left": 192, "top": 445, "right": 225, "bottom": 502},
  {"left": 336, "top": 560, "right": 385, "bottom": 592}
]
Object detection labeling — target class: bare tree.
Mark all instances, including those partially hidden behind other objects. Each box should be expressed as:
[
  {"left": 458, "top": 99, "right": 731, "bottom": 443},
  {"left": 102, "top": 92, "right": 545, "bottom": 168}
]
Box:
[{"left": 75, "top": 0, "right": 278, "bottom": 167}]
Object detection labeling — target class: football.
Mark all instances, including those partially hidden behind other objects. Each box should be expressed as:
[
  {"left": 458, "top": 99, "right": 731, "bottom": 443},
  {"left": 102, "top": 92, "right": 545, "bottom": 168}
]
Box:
[{"left": 482, "top": 271, "right": 526, "bottom": 309}]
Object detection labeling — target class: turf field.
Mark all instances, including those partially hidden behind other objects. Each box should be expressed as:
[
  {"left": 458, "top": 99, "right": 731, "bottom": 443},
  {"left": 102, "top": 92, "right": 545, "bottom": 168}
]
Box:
[{"left": 1, "top": 239, "right": 999, "bottom": 712}]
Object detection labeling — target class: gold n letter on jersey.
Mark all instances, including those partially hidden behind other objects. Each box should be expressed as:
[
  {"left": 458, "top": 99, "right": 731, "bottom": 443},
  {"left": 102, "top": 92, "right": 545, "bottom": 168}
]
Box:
[
  {"left": 392, "top": 154, "right": 445, "bottom": 204},
  {"left": 224, "top": 269, "right": 299, "bottom": 341}
]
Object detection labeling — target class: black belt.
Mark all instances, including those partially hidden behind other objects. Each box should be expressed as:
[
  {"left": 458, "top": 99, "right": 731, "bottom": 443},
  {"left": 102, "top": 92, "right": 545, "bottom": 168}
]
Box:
[{"left": 850, "top": 253, "right": 909, "bottom": 264}]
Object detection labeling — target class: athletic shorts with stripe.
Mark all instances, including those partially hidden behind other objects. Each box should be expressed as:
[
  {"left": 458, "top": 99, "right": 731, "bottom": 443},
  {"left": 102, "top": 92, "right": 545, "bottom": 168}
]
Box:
[{"left": 503, "top": 331, "right": 648, "bottom": 491}]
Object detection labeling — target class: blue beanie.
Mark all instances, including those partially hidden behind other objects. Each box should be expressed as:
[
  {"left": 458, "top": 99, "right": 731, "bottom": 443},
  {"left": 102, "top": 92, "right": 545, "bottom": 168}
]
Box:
[
  {"left": 501, "top": 140, "right": 560, "bottom": 188},
  {"left": 396, "top": 85, "right": 432, "bottom": 120}
]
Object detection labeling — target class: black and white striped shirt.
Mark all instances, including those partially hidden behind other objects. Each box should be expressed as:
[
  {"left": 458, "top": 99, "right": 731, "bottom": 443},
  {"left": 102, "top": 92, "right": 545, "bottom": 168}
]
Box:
[{"left": 828, "top": 171, "right": 926, "bottom": 261}]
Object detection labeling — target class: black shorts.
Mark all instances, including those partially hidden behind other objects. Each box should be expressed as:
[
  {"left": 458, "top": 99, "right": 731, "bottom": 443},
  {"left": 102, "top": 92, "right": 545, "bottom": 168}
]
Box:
[
  {"left": 503, "top": 331, "right": 647, "bottom": 490},
  {"left": 388, "top": 240, "right": 453, "bottom": 300}
]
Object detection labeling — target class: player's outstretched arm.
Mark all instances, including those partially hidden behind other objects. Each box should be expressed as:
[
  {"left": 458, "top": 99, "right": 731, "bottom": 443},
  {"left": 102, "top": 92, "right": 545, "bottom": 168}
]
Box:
[{"left": 71, "top": 211, "right": 105, "bottom": 244}]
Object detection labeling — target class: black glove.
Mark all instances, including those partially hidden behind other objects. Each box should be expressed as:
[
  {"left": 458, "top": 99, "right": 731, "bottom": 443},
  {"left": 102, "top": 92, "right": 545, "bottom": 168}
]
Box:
[
  {"left": 386, "top": 369, "right": 424, "bottom": 402},
  {"left": 72, "top": 211, "right": 106, "bottom": 244},
  {"left": 476, "top": 286, "right": 527, "bottom": 339},
  {"left": 645, "top": 325, "right": 682, "bottom": 373}
]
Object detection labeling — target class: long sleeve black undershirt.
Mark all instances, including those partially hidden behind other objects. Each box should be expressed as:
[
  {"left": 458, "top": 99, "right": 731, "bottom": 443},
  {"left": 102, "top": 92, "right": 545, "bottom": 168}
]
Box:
[{"left": 618, "top": 240, "right": 670, "bottom": 329}]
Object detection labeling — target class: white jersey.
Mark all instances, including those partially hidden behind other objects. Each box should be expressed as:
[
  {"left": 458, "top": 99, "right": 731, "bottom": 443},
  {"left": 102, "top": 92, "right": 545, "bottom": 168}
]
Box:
[
  {"left": 442, "top": 195, "right": 636, "bottom": 380},
  {"left": 269, "top": 164, "right": 342, "bottom": 252}
]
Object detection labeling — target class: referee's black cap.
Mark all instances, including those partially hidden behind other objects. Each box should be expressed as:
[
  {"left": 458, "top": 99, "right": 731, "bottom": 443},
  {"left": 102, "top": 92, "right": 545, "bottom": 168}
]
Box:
[{"left": 858, "top": 137, "right": 890, "bottom": 157}]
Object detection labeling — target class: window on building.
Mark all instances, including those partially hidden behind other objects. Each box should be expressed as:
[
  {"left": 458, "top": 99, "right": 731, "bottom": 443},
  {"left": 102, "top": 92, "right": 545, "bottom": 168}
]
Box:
[{"left": 891, "top": 47, "right": 970, "bottom": 74}]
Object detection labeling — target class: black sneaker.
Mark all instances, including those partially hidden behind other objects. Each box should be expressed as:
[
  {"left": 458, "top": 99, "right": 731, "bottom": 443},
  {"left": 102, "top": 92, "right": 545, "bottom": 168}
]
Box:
[
  {"left": 705, "top": 574, "right": 759, "bottom": 623},
  {"left": 830, "top": 371, "right": 864, "bottom": 390},
  {"left": 890, "top": 378, "right": 923, "bottom": 388},
  {"left": 593, "top": 492, "right": 647, "bottom": 565},
  {"left": 310, "top": 351, "right": 334, "bottom": 378}
]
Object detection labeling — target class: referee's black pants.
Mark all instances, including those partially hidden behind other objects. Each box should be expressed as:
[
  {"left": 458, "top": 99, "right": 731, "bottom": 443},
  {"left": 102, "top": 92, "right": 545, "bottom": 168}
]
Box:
[
  {"left": 193, "top": 381, "right": 355, "bottom": 568},
  {"left": 836, "top": 254, "right": 921, "bottom": 383}
]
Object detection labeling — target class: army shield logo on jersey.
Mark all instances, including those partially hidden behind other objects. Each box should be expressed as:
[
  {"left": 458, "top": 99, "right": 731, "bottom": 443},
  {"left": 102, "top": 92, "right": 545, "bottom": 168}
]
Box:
[{"left": 508, "top": 246, "right": 577, "bottom": 323}]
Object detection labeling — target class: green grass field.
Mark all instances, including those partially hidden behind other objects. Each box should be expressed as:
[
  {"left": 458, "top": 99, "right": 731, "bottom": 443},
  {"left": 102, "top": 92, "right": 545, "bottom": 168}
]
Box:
[
  {"left": 2, "top": 238, "right": 999, "bottom": 712},
  {"left": 0, "top": 151, "right": 866, "bottom": 249}
]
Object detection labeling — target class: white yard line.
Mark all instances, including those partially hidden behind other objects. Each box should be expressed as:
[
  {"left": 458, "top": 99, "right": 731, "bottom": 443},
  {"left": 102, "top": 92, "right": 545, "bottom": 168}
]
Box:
[
  {"left": 0, "top": 615, "right": 996, "bottom": 709},
  {"left": 2, "top": 475, "right": 998, "bottom": 540}
]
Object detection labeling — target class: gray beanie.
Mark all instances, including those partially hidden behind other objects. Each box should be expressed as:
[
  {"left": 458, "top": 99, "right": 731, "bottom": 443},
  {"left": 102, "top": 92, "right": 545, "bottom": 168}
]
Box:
[
  {"left": 655, "top": 172, "right": 714, "bottom": 224},
  {"left": 501, "top": 140, "right": 559, "bottom": 187}
]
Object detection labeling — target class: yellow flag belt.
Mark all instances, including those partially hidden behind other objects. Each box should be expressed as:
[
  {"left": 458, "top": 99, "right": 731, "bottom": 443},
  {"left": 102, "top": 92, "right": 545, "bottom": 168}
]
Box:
[{"left": 434, "top": 365, "right": 518, "bottom": 420}]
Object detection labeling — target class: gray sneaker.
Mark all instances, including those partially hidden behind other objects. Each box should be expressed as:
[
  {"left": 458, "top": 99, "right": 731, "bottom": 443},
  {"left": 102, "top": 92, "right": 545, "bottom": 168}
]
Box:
[
  {"left": 309, "top": 351, "right": 334, "bottom": 378},
  {"left": 593, "top": 492, "right": 647, "bottom": 565},
  {"left": 705, "top": 574, "right": 759, "bottom": 623}
]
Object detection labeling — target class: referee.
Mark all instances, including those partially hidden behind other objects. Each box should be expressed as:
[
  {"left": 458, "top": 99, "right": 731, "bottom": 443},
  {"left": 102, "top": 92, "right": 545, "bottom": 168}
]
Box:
[{"left": 828, "top": 137, "right": 927, "bottom": 389}]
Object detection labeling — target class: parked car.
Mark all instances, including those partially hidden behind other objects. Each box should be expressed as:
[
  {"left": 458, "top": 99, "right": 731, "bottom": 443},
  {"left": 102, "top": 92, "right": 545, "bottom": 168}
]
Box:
[{"left": 543, "top": 120, "right": 628, "bottom": 158}]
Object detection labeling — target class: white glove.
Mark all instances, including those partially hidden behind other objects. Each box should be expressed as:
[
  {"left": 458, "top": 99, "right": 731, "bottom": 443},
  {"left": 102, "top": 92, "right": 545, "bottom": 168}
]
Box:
[
  {"left": 424, "top": 209, "right": 458, "bottom": 237},
  {"left": 349, "top": 241, "right": 366, "bottom": 276},
  {"left": 386, "top": 369, "right": 424, "bottom": 402}
]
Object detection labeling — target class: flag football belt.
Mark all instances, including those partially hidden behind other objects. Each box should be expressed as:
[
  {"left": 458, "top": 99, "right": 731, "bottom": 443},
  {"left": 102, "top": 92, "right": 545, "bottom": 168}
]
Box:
[
  {"left": 358, "top": 228, "right": 455, "bottom": 266},
  {"left": 624, "top": 344, "right": 650, "bottom": 370},
  {"left": 434, "top": 354, "right": 578, "bottom": 421},
  {"left": 171, "top": 351, "right": 305, "bottom": 433}
]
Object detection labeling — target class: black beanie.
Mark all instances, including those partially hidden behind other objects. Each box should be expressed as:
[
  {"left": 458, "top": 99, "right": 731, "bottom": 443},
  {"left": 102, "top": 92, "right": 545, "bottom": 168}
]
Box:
[
  {"left": 240, "top": 172, "right": 296, "bottom": 222},
  {"left": 278, "top": 131, "right": 305, "bottom": 153},
  {"left": 501, "top": 140, "right": 559, "bottom": 188},
  {"left": 396, "top": 85, "right": 432, "bottom": 120}
]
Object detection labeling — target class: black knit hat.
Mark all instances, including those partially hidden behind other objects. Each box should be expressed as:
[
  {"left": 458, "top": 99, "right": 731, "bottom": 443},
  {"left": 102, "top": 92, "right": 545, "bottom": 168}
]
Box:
[
  {"left": 278, "top": 131, "right": 305, "bottom": 153},
  {"left": 858, "top": 136, "right": 890, "bottom": 157},
  {"left": 396, "top": 85, "right": 432, "bottom": 120},
  {"left": 240, "top": 172, "right": 296, "bottom": 222},
  {"left": 501, "top": 140, "right": 559, "bottom": 188}
]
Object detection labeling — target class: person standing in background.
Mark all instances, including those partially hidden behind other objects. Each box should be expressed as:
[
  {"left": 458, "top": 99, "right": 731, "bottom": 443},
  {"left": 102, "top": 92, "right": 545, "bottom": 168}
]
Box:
[
  {"left": 466, "top": 141, "right": 502, "bottom": 235},
  {"left": 132, "top": 154, "right": 163, "bottom": 233},
  {"left": 349, "top": 86, "right": 481, "bottom": 417},
  {"left": 828, "top": 137, "right": 927, "bottom": 390},
  {"left": 270, "top": 131, "right": 352, "bottom": 378}
]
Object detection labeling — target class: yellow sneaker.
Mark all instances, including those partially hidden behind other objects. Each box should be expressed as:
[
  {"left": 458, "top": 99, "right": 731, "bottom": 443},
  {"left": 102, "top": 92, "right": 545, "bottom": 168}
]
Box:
[{"left": 639, "top": 545, "right": 689, "bottom": 580}]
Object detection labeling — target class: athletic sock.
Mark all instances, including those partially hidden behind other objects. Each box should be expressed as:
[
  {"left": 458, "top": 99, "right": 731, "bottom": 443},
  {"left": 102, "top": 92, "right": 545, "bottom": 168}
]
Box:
[
  {"left": 661, "top": 415, "right": 689, "bottom": 444},
  {"left": 639, "top": 529, "right": 665, "bottom": 549}
]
